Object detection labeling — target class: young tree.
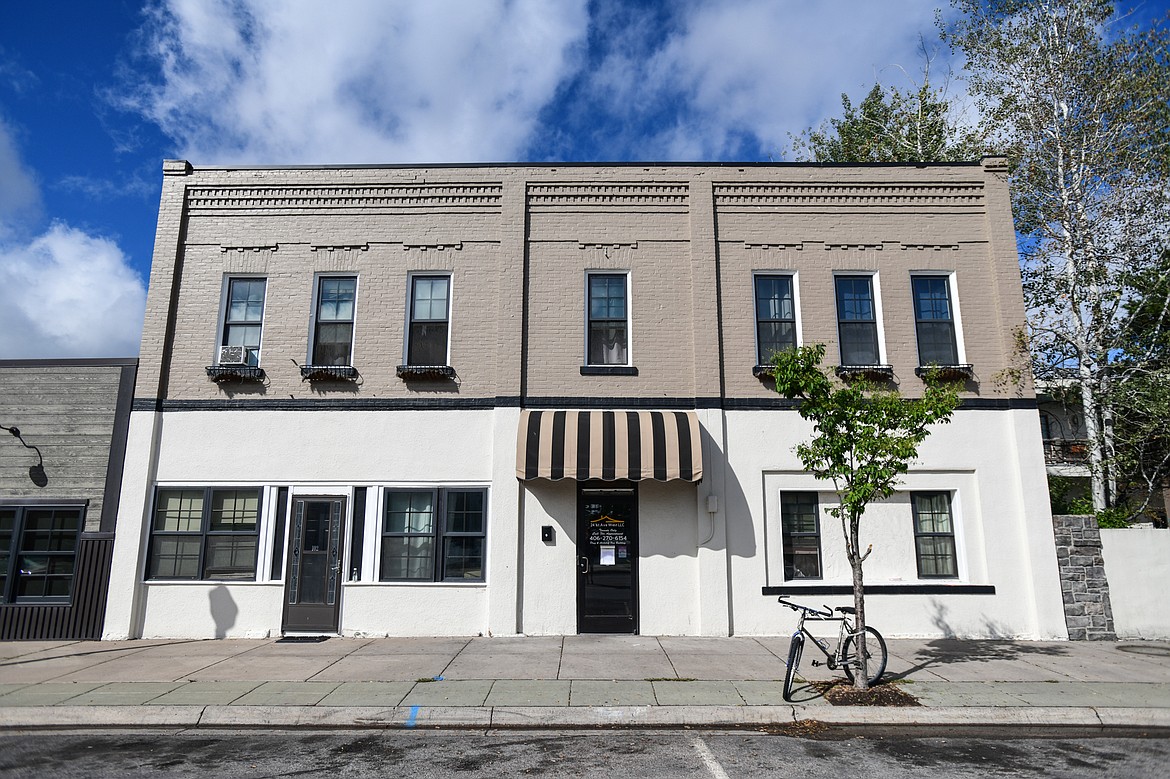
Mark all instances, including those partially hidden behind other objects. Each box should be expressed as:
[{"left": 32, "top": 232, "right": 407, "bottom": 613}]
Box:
[
  {"left": 945, "top": 0, "right": 1170, "bottom": 511},
  {"left": 791, "top": 55, "right": 986, "bottom": 163},
  {"left": 770, "top": 345, "right": 961, "bottom": 690}
]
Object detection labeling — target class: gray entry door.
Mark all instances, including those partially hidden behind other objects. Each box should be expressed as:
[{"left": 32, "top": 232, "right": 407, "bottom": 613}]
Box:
[{"left": 282, "top": 497, "right": 345, "bottom": 633}]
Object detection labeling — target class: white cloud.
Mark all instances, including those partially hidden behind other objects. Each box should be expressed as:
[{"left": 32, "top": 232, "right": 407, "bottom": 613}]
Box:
[
  {"left": 0, "top": 121, "right": 145, "bottom": 358},
  {"left": 130, "top": 0, "right": 590, "bottom": 163},
  {"left": 582, "top": 0, "right": 963, "bottom": 159},
  {"left": 0, "top": 116, "right": 40, "bottom": 234},
  {"left": 0, "top": 224, "right": 146, "bottom": 358}
]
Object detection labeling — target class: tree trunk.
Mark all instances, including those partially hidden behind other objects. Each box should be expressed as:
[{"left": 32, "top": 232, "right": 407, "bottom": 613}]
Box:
[{"left": 849, "top": 508, "right": 869, "bottom": 691}]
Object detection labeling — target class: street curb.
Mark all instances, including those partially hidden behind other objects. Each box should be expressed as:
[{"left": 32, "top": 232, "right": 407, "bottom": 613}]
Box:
[{"left": 1, "top": 705, "right": 1168, "bottom": 731}]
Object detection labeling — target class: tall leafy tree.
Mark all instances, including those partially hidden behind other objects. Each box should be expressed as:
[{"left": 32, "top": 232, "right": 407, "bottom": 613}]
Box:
[
  {"left": 944, "top": 0, "right": 1170, "bottom": 511},
  {"left": 1108, "top": 249, "right": 1170, "bottom": 518},
  {"left": 771, "top": 345, "right": 960, "bottom": 690},
  {"left": 792, "top": 61, "right": 986, "bottom": 162}
]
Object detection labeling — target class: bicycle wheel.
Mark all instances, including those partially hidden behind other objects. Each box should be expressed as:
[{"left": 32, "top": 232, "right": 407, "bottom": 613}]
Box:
[
  {"left": 841, "top": 626, "right": 887, "bottom": 686},
  {"left": 783, "top": 634, "right": 804, "bottom": 702}
]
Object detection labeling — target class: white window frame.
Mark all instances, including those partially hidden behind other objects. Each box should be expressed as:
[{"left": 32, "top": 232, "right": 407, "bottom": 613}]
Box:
[
  {"left": 307, "top": 273, "right": 359, "bottom": 367},
  {"left": 909, "top": 271, "right": 967, "bottom": 366},
  {"left": 584, "top": 270, "right": 632, "bottom": 367},
  {"left": 832, "top": 271, "right": 888, "bottom": 366},
  {"left": 403, "top": 272, "right": 454, "bottom": 367},
  {"left": 214, "top": 275, "right": 268, "bottom": 366},
  {"left": 751, "top": 270, "right": 802, "bottom": 366}
]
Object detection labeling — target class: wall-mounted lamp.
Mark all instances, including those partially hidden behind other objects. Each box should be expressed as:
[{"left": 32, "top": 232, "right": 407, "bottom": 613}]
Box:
[{"left": 1, "top": 425, "right": 47, "bottom": 487}]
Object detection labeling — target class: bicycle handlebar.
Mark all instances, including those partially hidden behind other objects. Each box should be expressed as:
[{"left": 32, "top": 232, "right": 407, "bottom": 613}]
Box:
[{"left": 777, "top": 597, "right": 833, "bottom": 618}]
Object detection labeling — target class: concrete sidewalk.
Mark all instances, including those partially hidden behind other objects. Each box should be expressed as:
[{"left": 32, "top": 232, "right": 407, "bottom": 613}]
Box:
[{"left": 1, "top": 635, "right": 1168, "bottom": 731}]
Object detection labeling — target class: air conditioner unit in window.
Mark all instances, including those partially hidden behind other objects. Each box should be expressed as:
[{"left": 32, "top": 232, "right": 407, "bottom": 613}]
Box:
[{"left": 218, "top": 345, "right": 247, "bottom": 365}]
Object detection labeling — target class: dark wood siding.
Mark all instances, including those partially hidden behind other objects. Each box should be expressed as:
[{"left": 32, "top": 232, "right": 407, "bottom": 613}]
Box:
[{"left": 0, "top": 535, "right": 114, "bottom": 640}]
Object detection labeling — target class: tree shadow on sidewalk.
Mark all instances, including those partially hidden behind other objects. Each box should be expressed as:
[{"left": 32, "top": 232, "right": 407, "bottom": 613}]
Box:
[{"left": 883, "top": 602, "right": 1070, "bottom": 681}]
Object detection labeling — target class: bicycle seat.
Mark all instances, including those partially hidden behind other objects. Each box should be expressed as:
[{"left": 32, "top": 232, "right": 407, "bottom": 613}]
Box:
[{"left": 835, "top": 606, "right": 856, "bottom": 615}]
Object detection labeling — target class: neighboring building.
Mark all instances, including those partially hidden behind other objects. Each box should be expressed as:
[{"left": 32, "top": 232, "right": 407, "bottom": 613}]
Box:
[
  {"left": 104, "top": 158, "right": 1067, "bottom": 640},
  {"left": 0, "top": 358, "right": 136, "bottom": 639}
]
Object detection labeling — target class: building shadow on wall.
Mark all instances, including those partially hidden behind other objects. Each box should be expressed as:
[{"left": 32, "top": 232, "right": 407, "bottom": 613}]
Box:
[
  {"left": 883, "top": 600, "right": 1069, "bottom": 681},
  {"left": 209, "top": 584, "right": 239, "bottom": 639}
]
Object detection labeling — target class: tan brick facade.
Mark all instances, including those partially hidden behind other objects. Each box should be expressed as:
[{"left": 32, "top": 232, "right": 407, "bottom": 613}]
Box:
[{"left": 138, "top": 159, "right": 1028, "bottom": 406}]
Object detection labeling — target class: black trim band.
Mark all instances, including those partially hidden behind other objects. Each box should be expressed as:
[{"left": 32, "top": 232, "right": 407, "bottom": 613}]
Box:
[
  {"left": 762, "top": 584, "right": 997, "bottom": 596},
  {"left": 132, "top": 396, "right": 1039, "bottom": 413}
]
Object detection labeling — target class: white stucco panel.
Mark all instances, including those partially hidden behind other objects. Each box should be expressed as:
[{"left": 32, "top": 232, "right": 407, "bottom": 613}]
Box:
[{"left": 152, "top": 410, "right": 498, "bottom": 483}]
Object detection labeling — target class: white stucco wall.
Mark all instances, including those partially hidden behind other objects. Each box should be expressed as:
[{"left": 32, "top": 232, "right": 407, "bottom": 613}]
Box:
[
  {"left": 108, "top": 405, "right": 1065, "bottom": 640},
  {"left": 721, "top": 408, "right": 1067, "bottom": 639},
  {"left": 139, "top": 582, "right": 283, "bottom": 639},
  {"left": 106, "top": 408, "right": 517, "bottom": 639},
  {"left": 1101, "top": 527, "right": 1170, "bottom": 639}
]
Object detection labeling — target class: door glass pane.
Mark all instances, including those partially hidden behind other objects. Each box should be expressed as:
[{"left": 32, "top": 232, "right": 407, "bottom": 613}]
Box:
[
  {"left": 303, "top": 502, "right": 331, "bottom": 552},
  {"left": 299, "top": 553, "right": 327, "bottom": 603},
  {"left": 580, "top": 493, "right": 635, "bottom": 622}
]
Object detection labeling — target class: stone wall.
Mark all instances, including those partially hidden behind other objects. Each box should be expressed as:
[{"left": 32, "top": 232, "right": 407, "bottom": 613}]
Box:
[{"left": 1051, "top": 514, "right": 1116, "bottom": 640}]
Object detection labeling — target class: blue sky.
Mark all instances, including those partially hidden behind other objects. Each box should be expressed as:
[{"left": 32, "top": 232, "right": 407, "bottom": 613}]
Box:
[{"left": 1, "top": 0, "right": 1166, "bottom": 358}]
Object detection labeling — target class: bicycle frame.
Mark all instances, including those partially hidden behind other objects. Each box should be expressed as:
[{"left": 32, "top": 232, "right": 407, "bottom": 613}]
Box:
[{"left": 783, "top": 600, "right": 864, "bottom": 673}]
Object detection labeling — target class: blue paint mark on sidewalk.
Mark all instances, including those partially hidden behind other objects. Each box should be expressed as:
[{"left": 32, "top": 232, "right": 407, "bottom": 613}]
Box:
[{"left": 405, "top": 705, "right": 420, "bottom": 728}]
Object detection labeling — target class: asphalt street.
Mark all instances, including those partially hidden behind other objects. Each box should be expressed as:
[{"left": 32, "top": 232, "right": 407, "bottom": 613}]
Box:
[{"left": 1, "top": 729, "right": 1168, "bottom": 778}]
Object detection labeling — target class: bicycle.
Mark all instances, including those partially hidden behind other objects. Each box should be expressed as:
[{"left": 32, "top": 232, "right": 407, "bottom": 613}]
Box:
[{"left": 777, "top": 597, "right": 888, "bottom": 702}]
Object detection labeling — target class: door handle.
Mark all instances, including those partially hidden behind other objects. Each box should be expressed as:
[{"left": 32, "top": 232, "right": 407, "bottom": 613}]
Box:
[{"left": 577, "top": 557, "right": 590, "bottom": 574}]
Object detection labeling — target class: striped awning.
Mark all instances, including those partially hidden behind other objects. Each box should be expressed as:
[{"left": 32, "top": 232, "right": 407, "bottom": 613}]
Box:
[{"left": 517, "top": 410, "right": 703, "bottom": 482}]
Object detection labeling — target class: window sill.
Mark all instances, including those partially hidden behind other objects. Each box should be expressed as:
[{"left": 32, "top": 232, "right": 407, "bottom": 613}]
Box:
[
  {"left": 206, "top": 365, "right": 266, "bottom": 382},
  {"left": 763, "top": 583, "right": 994, "bottom": 596},
  {"left": 915, "top": 364, "right": 974, "bottom": 381},
  {"left": 580, "top": 366, "right": 638, "bottom": 376},
  {"left": 396, "top": 364, "right": 457, "bottom": 380},
  {"left": 834, "top": 364, "right": 894, "bottom": 381},
  {"left": 300, "top": 365, "right": 359, "bottom": 381}
]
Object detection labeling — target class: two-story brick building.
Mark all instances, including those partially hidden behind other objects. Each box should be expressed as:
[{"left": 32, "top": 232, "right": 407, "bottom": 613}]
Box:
[{"left": 103, "top": 159, "right": 1067, "bottom": 640}]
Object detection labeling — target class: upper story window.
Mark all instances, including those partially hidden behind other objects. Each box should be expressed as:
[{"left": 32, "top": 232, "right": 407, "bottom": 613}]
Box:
[
  {"left": 754, "top": 274, "right": 797, "bottom": 365},
  {"left": 147, "top": 487, "right": 261, "bottom": 581},
  {"left": 0, "top": 504, "right": 84, "bottom": 602},
  {"left": 408, "top": 276, "right": 451, "bottom": 366},
  {"left": 312, "top": 276, "right": 357, "bottom": 366},
  {"left": 912, "top": 276, "right": 959, "bottom": 366},
  {"left": 835, "top": 275, "right": 880, "bottom": 366},
  {"left": 221, "top": 278, "right": 266, "bottom": 367},
  {"left": 587, "top": 273, "right": 629, "bottom": 366}
]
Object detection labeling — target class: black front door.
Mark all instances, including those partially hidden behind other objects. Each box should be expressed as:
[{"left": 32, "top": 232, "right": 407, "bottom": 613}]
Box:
[
  {"left": 282, "top": 497, "right": 345, "bottom": 633},
  {"left": 577, "top": 485, "right": 638, "bottom": 634}
]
